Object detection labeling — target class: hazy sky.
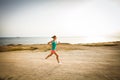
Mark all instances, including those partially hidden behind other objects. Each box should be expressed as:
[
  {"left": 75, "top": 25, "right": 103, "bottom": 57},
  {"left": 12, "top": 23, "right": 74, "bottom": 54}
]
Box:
[{"left": 0, "top": 0, "right": 120, "bottom": 37}]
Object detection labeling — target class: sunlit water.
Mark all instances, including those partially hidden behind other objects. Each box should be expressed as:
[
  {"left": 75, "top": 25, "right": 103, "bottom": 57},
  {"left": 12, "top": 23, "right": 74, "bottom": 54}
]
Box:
[{"left": 0, "top": 36, "right": 120, "bottom": 45}]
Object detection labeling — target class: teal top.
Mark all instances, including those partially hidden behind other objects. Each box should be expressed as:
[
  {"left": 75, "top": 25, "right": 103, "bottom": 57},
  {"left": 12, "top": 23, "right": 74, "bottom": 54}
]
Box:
[{"left": 52, "top": 41, "right": 57, "bottom": 50}]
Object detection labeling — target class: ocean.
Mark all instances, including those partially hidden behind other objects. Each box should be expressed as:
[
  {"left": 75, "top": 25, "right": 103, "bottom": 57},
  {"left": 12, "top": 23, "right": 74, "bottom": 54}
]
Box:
[{"left": 0, "top": 37, "right": 120, "bottom": 45}]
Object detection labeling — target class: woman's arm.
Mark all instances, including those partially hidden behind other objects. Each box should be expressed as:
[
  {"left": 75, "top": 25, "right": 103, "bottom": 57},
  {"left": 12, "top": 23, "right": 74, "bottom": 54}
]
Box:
[{"left": 48, "top": 40, "right": 52, "bottom": 44}]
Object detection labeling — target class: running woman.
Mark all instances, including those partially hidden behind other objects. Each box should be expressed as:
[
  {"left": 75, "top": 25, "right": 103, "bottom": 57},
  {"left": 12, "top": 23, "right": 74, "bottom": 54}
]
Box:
[{"left": 45, "top": 35, "right": 61, "bottom": 64}]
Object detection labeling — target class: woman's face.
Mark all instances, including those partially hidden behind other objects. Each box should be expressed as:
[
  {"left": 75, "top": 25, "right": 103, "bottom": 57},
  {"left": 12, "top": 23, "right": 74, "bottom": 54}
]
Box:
[{"left": 53, "top": 37, "right": 57, "bottom": 40}]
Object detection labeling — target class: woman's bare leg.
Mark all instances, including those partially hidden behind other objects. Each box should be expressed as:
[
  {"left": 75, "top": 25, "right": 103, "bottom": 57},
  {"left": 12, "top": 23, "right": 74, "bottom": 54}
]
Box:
[
  {"left": 45, "top": 53, "right": 53, "bottom": 59},
  {"left": 54, "top": 52, "right": 60, "bottom": 63}
]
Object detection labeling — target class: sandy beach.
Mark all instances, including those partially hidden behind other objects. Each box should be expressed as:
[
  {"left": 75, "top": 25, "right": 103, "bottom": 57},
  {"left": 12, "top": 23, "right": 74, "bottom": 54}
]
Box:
[{"left": 0, "top": 42, "right": 120, "bottom": 80}]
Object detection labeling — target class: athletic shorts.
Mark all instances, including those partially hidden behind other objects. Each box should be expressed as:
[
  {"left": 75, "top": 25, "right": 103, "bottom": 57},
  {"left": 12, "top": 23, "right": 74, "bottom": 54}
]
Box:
[{"left": 51, "top": 50, "right": 56, "bottom": 53}]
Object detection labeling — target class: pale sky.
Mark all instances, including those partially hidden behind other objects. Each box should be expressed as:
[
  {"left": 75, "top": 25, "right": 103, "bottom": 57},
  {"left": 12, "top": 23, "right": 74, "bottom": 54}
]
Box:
[{"left": 1, "top": 0, "right": 120, "bottom": 38}]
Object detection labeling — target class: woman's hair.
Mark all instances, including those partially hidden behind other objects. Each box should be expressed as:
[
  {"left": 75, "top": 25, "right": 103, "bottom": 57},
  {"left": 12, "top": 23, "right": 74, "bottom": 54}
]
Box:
[{"left": 51, "top": 35, "right": 56, "bottom": 38}]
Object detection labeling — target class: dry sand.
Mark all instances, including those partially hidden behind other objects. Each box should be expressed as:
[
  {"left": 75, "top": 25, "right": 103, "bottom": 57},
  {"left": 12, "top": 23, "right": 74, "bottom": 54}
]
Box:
[{"left": 0, "top": 46, "right": 120, "bottom": 80}]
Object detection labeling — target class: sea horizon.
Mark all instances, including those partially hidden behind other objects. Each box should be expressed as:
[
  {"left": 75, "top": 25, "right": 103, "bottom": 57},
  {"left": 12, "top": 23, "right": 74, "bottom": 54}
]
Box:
[{"left": 0, "top": 36, "right": 120, "bottom": 46}]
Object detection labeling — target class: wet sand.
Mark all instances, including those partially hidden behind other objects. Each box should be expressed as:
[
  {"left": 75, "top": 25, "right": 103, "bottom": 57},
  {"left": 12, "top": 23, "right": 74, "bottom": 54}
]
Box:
[{"left": 0, "top": 46, "right": 120, "bottom": 80}]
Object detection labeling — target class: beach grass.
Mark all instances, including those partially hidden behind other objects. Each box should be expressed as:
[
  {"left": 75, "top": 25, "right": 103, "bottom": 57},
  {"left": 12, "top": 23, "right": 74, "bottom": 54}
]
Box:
[{"left": 0, "top": 41, "right": 120, "bottom": 52}]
